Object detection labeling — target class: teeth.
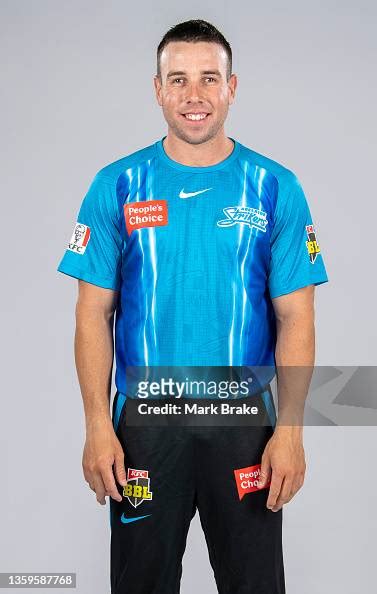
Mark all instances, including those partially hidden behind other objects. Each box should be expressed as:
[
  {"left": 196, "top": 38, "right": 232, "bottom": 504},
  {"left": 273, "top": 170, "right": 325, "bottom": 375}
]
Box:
[{"left": 184, "top": 113, "right": 207, "bottom": 120}]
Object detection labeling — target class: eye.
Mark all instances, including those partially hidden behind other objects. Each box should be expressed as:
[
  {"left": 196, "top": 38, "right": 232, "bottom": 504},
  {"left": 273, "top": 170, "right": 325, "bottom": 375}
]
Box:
[
  {"left": 205, "top": 77, "right": 216, "bottom": 83},
  {"left": 173, "top": 78, "right": 184, "bottom": 84}
]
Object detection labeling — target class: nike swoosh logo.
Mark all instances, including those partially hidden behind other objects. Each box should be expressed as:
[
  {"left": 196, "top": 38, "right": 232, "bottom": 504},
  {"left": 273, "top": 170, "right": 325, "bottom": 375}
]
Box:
[
  {"left": 121, "top": 513, "right": 151, "bottom": 524},
  {"left": 179, "top": 188, "right": 213, "bottom": 199}
]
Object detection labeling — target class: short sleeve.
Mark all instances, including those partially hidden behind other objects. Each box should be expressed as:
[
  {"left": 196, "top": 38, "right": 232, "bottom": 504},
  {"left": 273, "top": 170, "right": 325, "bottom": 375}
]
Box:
[
  {"left": 56, "top": 172, "right": 123, "bottom": 290},
  {"left": 268, "top": 173, "right": 329, "bottom": 298}
]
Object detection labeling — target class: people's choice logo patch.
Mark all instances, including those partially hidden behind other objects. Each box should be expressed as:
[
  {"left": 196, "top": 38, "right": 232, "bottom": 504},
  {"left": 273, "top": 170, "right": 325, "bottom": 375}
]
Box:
[
  {"left": 217, "top": 206, "right": 268, "bottom": 233},
  {"left": 123, "top": 468, "right": 153, "bottom": 509},
  {"left": 124, "top": 200, "right": 168, "bottom": 235},
  {"left": 305, "top": 224, "right": 321, "bottom": 263},
  {"left": 234, "top": 463, "right": 270, "bottom": 500},
  {"left": 67, "top": 222, "right": 91, "bottom": 255}
]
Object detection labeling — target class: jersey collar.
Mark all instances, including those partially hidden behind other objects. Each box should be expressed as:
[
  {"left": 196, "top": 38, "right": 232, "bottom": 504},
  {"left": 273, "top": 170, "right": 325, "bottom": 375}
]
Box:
[{"left": 155, "top": 135, "right": 241, "bottom": 173}]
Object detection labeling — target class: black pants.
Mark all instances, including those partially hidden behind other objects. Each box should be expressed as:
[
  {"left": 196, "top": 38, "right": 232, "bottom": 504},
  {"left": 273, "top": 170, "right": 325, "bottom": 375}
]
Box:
[{"left": 110, "top": 392, "right": 285, "bottom": 594}]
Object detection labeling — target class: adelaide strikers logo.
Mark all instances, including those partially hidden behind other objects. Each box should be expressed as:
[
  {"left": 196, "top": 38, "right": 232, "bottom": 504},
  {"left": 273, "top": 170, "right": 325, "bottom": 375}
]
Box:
[
  {"left": 123, "top": 468, "right": 153, "bottom": 509},
  {"left": 305, "top": 224, "right": 321, "bottom": 263},
  {"left": 217, "top": 206, "right": 268, "bottom": 232}
]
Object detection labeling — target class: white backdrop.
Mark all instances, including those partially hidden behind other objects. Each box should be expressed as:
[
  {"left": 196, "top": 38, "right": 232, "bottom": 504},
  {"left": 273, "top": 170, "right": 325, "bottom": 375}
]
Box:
[{"left": 1, "top": 1, "right": 376, "bottom": 592}]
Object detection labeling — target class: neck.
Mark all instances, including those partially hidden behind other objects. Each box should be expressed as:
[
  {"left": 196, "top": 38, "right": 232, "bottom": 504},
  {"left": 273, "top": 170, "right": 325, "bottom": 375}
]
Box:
[{"left": 163, "top": 131, "right": 234, "bottom": 167}]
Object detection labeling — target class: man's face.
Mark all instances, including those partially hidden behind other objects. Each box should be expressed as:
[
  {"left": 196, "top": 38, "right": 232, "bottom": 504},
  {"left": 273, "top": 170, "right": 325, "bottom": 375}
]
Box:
[{"left": 154, "top": 41, "right": 237, "bottom": 145}]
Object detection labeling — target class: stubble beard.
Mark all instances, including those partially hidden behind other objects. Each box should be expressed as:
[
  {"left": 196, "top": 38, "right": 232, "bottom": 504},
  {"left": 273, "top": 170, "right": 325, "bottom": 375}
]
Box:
[{"left": 164, "top": 110, "right": 228, "bottom": 146}]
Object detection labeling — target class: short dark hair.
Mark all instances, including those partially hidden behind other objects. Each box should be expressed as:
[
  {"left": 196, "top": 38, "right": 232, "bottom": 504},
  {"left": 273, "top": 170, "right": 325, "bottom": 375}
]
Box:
[{"left": 157, "top": 19, "right": 232, "bottom": 81}]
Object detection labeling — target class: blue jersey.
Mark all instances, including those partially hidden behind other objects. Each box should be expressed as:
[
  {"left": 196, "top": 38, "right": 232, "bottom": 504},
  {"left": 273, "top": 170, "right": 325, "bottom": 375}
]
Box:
[{"left": 57, "top": 136, "right": 328, "bottom": 394}]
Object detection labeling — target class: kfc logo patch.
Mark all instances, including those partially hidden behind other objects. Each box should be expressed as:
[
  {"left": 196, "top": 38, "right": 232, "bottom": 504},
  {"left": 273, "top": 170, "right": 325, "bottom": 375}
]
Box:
[
  {"left": 67, "top": 222, "right": 91, "bottom": 254},
  {"left": 124, "top": 200, "right": 168, "bottom": 235},
  {"left": 234, "top": 463, "right": 270, "bottom": 500}
]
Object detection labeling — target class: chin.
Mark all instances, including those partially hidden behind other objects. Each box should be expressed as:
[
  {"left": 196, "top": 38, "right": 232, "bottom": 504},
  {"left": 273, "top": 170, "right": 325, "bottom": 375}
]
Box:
[{"left": 172, "top": 124, "right": 219, "bottom": 146}]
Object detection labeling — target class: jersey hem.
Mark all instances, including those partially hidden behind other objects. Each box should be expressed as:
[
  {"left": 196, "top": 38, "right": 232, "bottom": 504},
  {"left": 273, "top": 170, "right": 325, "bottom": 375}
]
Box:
[
  {"left": 269, "top": 276, "right": 329, "bottom": 299},
  {"left": 57, "top": 264, "right": 120, "bottom": 291}
]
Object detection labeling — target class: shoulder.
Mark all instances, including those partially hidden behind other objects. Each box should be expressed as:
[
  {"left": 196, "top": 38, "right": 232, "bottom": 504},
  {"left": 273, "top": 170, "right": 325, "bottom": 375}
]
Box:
[
  {"left": 92, "top": 142, "right": 157, "bottom": 187},
  {"left": 237, "top": 141, "right": 301, "bottom": 191}
]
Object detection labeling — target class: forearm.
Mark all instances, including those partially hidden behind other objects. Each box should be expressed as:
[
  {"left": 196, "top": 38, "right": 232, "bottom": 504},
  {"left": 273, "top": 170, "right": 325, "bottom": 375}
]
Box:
[
  {"left": 274, "top": 312, "right": 315, "bottom": 429},
  {"left": 74, "top": 302, "right": 115, "bottom": 428}
]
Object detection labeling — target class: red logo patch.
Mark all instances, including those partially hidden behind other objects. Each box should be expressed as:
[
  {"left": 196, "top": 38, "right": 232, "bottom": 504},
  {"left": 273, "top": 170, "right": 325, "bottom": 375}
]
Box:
[
  {"left": 128, "top": 468, "right": 148, "bottom": 480},
  {"left": 124, "top": 200, "right": 168, "bottom": 235},
  {"left": 234, "top": 463, "right": 270, "bottom": 500}
]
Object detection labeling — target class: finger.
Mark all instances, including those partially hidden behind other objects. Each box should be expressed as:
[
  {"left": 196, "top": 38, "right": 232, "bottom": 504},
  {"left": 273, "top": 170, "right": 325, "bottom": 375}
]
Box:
[
  {"left": 271, "top": 475, "right": 293, "bottom": 511},
  {"left": 274, "top": 472, "right": 305, "bottom": 509},
  {"left": 100, "top": 465, "right": 123, "bottom": 502},
  {"left": 257, "top": 455, "right": 271, "bottom": 489},
  {"left": 266, "top": 470, "right": 284, "bottom": 509},
  {"left": 84, "top": 469, "right": 98, "bottom": 492},
  {"left": 92, "top": 474, "right": 107, "bottom": 505},
  {"left": 83, "top": 466, "right": 93, "bottom": 486},
  {"left": 290, "top": 473, "right": 305, "bottom": 497},
  {"left": 114, "top": 452, "right": 127, "bottom": 487}
]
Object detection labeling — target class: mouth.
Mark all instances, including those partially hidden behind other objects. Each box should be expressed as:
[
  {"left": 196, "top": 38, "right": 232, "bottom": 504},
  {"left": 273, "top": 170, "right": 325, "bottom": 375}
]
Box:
[{"left": 180, "top": 112, "right": 211, "bottom": 123}]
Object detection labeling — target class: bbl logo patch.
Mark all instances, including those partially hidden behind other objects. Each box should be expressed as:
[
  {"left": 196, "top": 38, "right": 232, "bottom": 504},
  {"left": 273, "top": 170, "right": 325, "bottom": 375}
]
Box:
[
  {"left": 67, "top": 222, "right": 91, "bottom": 255},
  {"left": 123, "top": 468, "right": 153, "bottom": 509},
  {"left": 305, "top": 224, "right": 321, "bottom": 263}
]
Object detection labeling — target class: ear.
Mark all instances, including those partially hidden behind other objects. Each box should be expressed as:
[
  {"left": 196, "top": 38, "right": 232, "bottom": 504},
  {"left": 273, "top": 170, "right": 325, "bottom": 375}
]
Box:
[
  {"left": 154, "top": 75, "right": 163, "bottom": 106},
  {"left": 228, "top": 73, "right": 238, "bottom": 105}
]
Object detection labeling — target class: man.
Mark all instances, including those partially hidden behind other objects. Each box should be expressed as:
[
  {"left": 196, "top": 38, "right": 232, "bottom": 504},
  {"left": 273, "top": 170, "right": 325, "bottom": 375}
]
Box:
[{"left": 57, "top": 19, "right": 328, "bottom": 594}]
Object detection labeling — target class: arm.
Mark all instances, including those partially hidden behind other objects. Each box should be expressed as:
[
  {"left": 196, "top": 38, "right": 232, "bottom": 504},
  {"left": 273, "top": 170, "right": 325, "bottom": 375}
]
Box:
[
  {"left": 259, "top": 170, "right": 328, "bottom": 510},
  {"left": 76, "top": 279, "right": 127, "bottom": 505},
  {"left": 274, "top": 283, "right": 315, "bottom": 428},
  {"left": 257, "top": 284, "right": 315, "bottom": 511},
  {"left": 75, "top": 279, "right": 117, "bottom": 422}
]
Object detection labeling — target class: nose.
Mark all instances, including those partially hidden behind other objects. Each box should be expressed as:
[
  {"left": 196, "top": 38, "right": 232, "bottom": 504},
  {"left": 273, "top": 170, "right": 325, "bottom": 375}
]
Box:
[{"left": 184, "top": 81, "right": 203, "bottom": 104}]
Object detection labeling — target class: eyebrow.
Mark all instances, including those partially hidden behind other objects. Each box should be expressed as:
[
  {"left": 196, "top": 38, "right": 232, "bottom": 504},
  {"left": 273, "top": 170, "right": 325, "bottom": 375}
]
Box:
[{"left": 166, "top": 69, "right": 222, "bottom": 78}]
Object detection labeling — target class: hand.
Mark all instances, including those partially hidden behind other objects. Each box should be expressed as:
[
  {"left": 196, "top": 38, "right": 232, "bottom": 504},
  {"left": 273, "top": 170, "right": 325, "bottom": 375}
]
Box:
[
  {"left": 82, "top": 416, "right": 127, "bottom": 505},
  {"left": 257, "top": 426, "right": 306, "bottom": 512}
]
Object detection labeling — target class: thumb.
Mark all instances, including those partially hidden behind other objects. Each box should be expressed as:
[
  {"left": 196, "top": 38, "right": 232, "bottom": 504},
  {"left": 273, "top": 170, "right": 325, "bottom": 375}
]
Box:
[
  {"left": 114, "top": 453, "right": 127, "bottom": 486},
  {"left": 257, "top": 456, "right": 271, "bottom": 488}
]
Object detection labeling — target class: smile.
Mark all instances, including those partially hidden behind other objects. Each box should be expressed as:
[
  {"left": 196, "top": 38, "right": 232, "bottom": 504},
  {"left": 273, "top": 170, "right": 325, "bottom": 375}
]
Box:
[{"left": 181, "top": 113, "right": 210, "bottom": 121}]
